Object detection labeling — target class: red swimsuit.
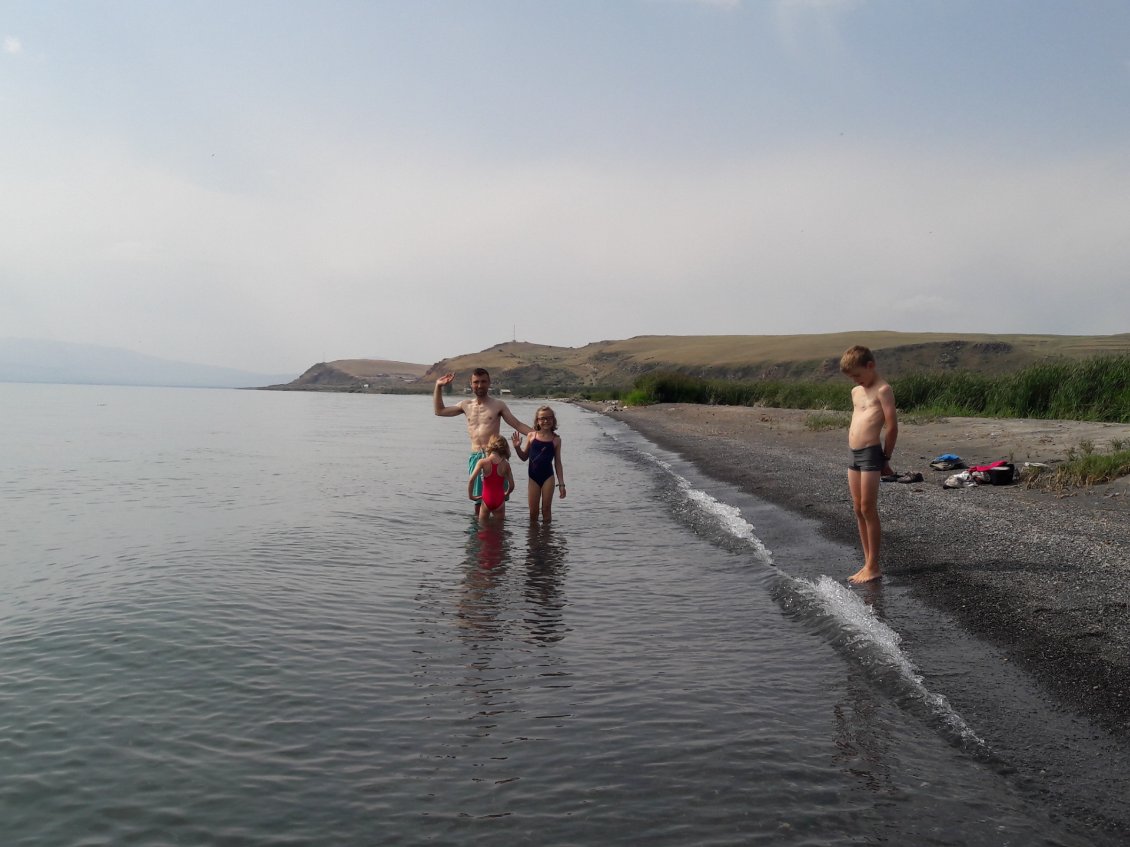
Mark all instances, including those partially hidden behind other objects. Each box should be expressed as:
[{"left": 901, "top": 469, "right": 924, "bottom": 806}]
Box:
[{"left": 480, "top": 460, "right": 506, "bottom": 511}]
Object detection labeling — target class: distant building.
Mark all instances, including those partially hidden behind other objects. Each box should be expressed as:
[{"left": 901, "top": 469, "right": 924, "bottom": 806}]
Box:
[{"left": 464, "top": 386, "right": 510, "bottom": 395}]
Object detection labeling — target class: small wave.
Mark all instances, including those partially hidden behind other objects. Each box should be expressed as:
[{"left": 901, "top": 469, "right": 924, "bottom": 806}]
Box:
[
  {"left": 775, "top": 574, "right": 995, "bottom": 760},
  {"left": 681, "top": 487, "right": 773, "bottom": 561},
  {"left": 607, "top": 433, "right": 774, "bottom": 564},
  {"left": 603, "top": 425, "right": 992, "bottom": 762}
]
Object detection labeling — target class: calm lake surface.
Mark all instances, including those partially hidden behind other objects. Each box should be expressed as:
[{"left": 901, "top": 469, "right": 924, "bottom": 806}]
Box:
[{"left": 0, "top": 384, "right": 1116, "bottom": 845}]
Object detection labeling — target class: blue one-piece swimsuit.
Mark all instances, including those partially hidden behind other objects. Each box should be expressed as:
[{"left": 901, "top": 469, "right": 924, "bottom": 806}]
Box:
[{"left": 528, "top": 439, "right": 556, "bottom": 487}]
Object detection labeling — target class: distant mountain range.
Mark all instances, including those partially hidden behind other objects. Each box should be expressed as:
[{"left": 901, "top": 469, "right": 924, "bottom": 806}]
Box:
[
  {"left": 275, "top": 331, "right": 1130, "bottom": 395},
  {"left": 26, "top": 332, "right": 1128, "bottom": 394},
  {"left": 0, "top": 338, "right": 297, "bottom": 389}
]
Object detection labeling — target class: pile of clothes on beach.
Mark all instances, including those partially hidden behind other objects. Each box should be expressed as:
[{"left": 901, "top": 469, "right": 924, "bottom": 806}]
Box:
[{"left": 931, "top": 454, "right": 1017, "bottom": 488}]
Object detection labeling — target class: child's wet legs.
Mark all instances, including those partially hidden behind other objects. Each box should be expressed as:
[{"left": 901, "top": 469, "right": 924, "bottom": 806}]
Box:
[
  {"left": 539, "top": 478, "right": 555, "bottom": 522},
  {"left": 527, "top": 479, "right": 541, "bottom": 520}
]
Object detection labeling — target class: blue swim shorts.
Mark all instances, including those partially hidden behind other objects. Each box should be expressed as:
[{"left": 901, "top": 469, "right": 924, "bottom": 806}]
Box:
[{"left": 468, "top": 451, "right": 487, "bottom": 498}]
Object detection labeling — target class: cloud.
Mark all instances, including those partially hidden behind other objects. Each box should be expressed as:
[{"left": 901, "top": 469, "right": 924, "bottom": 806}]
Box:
[
  {"left": 241, "top": 141, "right": 1130, "bottom": 342},
  {"left": 3, "top": 131, "right": 1128, "bottom": 370},
  {"left": 773, "top": 0, "right": 863, "bottom": 55},
  {"left": 3, "top": 36, "right": 22, "bottom": 55}
]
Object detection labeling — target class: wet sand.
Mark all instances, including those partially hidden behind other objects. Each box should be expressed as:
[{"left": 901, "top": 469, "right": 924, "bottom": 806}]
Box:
[{"left": 581, "top": 402, "right": 1130, "bottom": 737}]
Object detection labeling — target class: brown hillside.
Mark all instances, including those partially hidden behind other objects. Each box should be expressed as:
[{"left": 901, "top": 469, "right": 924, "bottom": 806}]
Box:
[
  {"left": 331, "top": 359, "right": 431, "bottom": 379},
  {"left": 269, "top": 359, "right": 430, "bottom": 391},
  {"left": 273, "top": 332, "right": 1130, "bottom": 393},
  {"left": 422, "top": 332, "right": 1130, "bottom": 392}
]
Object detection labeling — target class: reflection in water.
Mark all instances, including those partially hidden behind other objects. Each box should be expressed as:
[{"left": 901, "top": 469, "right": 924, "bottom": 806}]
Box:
[
  {"left": 852, "top": 578, "right": 886, "bottom": 616},
  {"left": 833, "top": 677, "right": 896, "bottom": 796},
  {"left": 457, "top": 520, "right": 512, "bottom": 638},
  {"left": 522, "top": 522, "right": 569, "bottom": 644},
  {"left": 454, "top": 519, "right": 571, "bottom": 647},
  {"left": 833, "top": 581, "right": 895, "bottom": 795},
  {"left": 473, "top": 519, "right": 507, "bottom": 572},
  {"left": 441, "top": 518, "right": 574, "bottom": 803},
  {"left": 453, "top": 521, "right": 517, "bottom": 746}
]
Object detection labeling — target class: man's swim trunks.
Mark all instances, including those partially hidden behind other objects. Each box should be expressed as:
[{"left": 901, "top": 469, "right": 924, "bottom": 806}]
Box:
[
  {"left": 480, "top": 461, "right": 506, "bottom": 511},
  {"left": 468, "top": 451, "right": 487, "bottom": 498},
  {"left": 528, "top": 438, "right": 556, "bottom": 487},
  {"left": 849, "top": 444, "right": 886, "bottom": 472}
]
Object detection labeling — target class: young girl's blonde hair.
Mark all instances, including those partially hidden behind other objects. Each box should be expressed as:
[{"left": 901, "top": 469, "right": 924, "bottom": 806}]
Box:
[
  {"left": 534, "top": 405, "right": 558, "bottom": 432},
  {"left": 486, "top": 434, "right": 510, "bottom": 459}
]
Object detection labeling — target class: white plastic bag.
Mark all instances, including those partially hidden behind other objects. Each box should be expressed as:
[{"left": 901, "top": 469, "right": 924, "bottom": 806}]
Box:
[{"left": 943, "top": 471, "right": 976, "bottom": 489}]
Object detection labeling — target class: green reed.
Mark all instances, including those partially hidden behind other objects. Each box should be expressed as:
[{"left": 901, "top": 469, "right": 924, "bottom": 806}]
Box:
[
  {"left": 619, "top": 354, "right": 1130, "bottom": 423},
  {"left": 1024, "top": 446, "right": 1130, "bottom": 488},
  {"left": 627, "top": 371, "right": 851, "bottom": 410}
]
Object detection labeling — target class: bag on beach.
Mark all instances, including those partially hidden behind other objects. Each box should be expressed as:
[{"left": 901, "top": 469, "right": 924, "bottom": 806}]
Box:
[
  {"left": 930, "top": 453, "right": 965, "bottom": 471},
  {"left": 969, "top": 460, "right": 1015, "bottom": 486},
  {"left": 943, "top": 471, "right": 976, "bottom": 489},
  {"left": 989, "top": 463, "right": 1015, "bottom": 485}
]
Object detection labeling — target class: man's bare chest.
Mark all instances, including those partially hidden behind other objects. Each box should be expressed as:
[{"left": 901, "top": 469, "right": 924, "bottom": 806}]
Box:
[{"left": 465, "top": 403, "right": 500, "bottom": 427}]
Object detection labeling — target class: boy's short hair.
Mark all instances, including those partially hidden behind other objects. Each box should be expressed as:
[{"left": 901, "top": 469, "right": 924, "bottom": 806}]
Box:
[
  {"left": 840, "top": 345, "right": 876, "bottom": 372},
  {"left": 472, "top": 367, "right": 490, "bottom": 379}
]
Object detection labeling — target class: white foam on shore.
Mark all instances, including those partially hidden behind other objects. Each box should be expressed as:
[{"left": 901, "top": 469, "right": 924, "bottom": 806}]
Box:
[
  {"left": 637, "top": 448, "right": 774, "bottom": 563},
  {"left": 620, "top": 430, "right": 991, "bottom": 758},
  {"left": 777, "top": 574, "right": 992, "bottom": 756}
]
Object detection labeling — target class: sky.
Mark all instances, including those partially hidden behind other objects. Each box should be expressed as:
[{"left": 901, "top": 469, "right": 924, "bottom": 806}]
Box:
[{"left": 2, "top": 0, "right": 1129, "bottom": 375}]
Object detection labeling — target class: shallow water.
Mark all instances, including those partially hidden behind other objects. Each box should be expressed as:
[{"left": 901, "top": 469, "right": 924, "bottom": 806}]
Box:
[{"left": 0, "top": 384, "right": 1116, "bottom": 845}]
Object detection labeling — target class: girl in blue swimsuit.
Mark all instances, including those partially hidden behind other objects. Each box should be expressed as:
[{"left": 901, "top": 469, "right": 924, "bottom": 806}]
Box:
[{"left": 511, "top": 405, "right": 566, "bottom": 522}]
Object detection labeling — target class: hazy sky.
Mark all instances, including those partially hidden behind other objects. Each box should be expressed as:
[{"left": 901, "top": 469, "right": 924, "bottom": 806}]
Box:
[{"left": 3, "top": 1, "right": 1129, "bottom": 374}]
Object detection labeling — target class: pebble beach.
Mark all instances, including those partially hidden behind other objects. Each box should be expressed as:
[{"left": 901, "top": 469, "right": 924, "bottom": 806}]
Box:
[{"left": 581, "top": 400, "right": 1130, "bottom": 834}]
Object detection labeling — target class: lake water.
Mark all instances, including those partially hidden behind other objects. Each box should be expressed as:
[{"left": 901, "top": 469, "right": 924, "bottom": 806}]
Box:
[{"left": 0, "top": 384, "right": 1117, "bottom": 845}]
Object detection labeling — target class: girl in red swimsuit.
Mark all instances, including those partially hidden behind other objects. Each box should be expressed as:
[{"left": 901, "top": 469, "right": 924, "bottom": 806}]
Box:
[{"left": 468, "top": 435, "right": 516, "bottom": 522}]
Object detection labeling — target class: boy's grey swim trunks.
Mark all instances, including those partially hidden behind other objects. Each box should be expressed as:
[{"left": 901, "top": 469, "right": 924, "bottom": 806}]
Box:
[{"left": 849, "top": 444, "right": 885, "bottom": 472}]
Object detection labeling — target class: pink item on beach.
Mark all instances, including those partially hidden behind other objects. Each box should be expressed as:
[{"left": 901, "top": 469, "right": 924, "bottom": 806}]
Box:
[{"left": 969, "top": 460, "right": 1009, "bottom": 473}]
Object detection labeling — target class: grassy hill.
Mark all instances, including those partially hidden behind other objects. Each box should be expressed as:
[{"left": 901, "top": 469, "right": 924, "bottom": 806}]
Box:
[
  {"left": 272, "top": 332, "right": 1130, "bottom": 394},
  {"left": 420, "top": 332, "right": 1130, "bottom": 394},
  {"left": 268, "top": 358, "right": 431, "bottom": 391}
]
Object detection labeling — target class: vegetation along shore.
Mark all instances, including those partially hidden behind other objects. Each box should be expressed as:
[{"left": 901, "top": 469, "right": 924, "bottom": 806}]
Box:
[{"left": 581, "top": 352, "right": 1130, "bottom": 725}]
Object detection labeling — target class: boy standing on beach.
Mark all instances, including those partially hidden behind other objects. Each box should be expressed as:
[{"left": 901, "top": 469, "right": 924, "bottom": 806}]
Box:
[{"left": 840, "top": 345, "right": 898, "bottom": 584}]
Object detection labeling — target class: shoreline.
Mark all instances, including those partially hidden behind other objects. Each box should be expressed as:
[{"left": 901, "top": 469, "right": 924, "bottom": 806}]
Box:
[
  {"left": 578, "top": 400, "right": 1130, "bottom": 834},
  {"left": 577, "top": 401, "right": 1130, "bottom": 732}
]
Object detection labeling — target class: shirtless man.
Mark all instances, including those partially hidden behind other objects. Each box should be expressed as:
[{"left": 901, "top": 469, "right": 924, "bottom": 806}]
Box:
[
  {"left": 434, "top": 368, "right": 532, "bottom": 503},
  {"left": 840, "top": 345, "right": 898, "bottom": 585}
]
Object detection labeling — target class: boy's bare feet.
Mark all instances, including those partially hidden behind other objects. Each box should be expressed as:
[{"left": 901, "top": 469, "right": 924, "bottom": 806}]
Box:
[{"left": 849, "top": 564, "right": 882, "bottom": 584}]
